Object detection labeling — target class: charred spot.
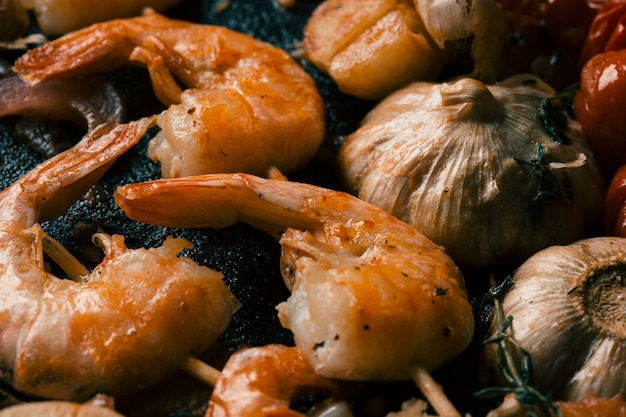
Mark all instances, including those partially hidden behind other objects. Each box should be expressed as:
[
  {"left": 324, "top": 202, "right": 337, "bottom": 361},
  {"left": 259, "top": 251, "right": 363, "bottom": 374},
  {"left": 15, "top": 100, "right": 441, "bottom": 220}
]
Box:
[
  {"left": 354, "top": 266, "right": 360, "bottom": 270},
  {"left": 435, "top": 288, "right": 448, "bottom": 296},
  {"left": 313, "top": 341, "right": 325, "bottom": 350},
  {"left": 334, "top": 334, "right": 340, "bottom": 340},
  {"left": 363, "top": 324, "right": 370, "bottom": 331},
  {"left": 220, "top": 150, "right": 228, "bottom": 157},
  {"left": 401, "top": 272, "right": 408, "bottom": 277},
  {"left": 186, "top": 106, "right": 196, "bottom": 114}
]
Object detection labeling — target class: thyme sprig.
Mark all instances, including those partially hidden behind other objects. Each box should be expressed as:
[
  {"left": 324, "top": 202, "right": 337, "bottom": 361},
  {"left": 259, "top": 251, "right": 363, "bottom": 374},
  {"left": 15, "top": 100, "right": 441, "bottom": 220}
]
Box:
[
  {"left": 537, "top": 84, "right": 578, "bottom": 145},
  {"left": 514, "top": 143, "right": 573, "bottom": 227},
  {"left": 475, "top": 275, "right": 562, "bottom": 417}
]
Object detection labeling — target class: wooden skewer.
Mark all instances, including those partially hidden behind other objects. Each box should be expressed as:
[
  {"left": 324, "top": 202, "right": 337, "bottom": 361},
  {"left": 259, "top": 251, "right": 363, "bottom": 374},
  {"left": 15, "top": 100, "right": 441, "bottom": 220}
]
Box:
[
  {"left": 180, "top": 356, "right": 221, "bottom": 387},
  {"left": 411, "top": 365, "right": 462, "bottom": 417},
  {"left": 41, "top": 233, "right": 90, "bottom": 281}
]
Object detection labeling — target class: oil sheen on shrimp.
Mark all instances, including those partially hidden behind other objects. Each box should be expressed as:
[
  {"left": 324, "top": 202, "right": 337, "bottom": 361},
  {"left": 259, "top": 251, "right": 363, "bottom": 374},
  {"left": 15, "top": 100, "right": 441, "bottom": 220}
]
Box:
[
  {"left": 115, "top": 173, "right": 475, "bottom": 381},
  {"left": 19, "top": 0, "right": 182, "bottom": 36},
  {"left": 13, "top": 10, "right": 326, "bottom": 179},
  {"left": 0, "top": 117, "right": 239, "bottom": 401},
  {"left": 206, "top": 344, "right": 350, "bottom": 417}
]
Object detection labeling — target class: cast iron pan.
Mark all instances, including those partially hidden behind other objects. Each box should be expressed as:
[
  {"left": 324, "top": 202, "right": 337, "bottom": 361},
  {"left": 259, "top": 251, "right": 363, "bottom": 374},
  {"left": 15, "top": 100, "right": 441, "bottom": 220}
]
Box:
[{"left": 0, "top": 1, "right": 494, "bottom": 415}]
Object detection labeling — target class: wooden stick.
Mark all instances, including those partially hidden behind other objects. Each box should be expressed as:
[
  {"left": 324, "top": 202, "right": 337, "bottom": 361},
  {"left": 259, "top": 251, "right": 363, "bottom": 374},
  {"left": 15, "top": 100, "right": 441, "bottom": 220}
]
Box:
[
  {"left": 180, "top": 356, "right": 221, "bottom": 387},
  {"left": 41, "top": 232, "right": 90, "bottom": 281},
  {"left": 411, "top": 365, "right": 461, "bottom": 417}
]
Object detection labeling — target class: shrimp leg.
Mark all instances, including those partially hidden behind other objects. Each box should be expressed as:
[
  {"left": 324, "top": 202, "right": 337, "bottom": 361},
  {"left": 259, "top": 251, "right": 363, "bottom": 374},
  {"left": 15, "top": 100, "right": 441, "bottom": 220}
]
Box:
[
  {"left": 0, "top": 117, "right": 239, "bottom": 401},
  {"left": 115, "top": 173, "right": 475, "bottom": 382}
]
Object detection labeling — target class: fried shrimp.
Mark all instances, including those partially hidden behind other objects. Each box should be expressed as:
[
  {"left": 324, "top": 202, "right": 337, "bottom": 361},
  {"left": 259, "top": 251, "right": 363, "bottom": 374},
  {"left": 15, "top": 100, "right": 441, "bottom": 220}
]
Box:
[
  {"left": 115, "top": 173, "right": 475, "bottom": 382},
  {"left": 12, "top": 10, "right": 326, "bottom": 179},
  {"left": 0, "top": 117, "right": 239, "bottom": 401},
  {"left": 206, "top": 344, "right": 350, "bottom": 417}
]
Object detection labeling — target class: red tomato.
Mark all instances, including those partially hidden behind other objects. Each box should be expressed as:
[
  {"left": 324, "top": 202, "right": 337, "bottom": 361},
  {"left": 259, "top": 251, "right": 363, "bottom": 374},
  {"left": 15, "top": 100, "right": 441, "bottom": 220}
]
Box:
[
  {"left": 574, "top": 49, "right": 626, "bottom": 179},
  {"left": 579, "top": 1, "right": 626, "bottom": 65},
  {"left": 605, "top": 164, "right": 626, "bottom": 236},
  {"left": 496, "top": 0, "right": 597, "bottom": 89}
]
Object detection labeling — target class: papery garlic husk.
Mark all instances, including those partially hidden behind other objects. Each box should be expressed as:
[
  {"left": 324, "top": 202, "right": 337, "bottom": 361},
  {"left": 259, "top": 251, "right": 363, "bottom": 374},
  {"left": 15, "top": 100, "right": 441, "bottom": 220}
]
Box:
[
  {"left": 414, "top": 0, "right": 506, "bottom": 82},
  {"left": 483, "top": 237, "right": 626, "bottom": 402},
  {"left": 338, "top": 74, "right": 606, "bottom": 270}
]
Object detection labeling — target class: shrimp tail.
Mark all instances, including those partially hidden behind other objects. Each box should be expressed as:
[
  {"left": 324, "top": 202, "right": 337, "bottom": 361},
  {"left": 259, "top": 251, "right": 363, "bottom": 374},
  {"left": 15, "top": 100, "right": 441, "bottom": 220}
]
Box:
[
  {"left": 17, "top": 116, "right": 155, "bottom": 222},
  {"left": 114, "top": 173, "right": 319, "bottom": 237},
  {"left": 13, "top": 20, "right": 137, "bottom": 85}
]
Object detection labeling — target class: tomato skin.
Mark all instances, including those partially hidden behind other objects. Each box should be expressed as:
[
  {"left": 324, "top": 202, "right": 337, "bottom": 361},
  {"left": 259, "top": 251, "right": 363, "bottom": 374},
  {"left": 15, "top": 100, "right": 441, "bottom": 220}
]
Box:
[
  {"left": 605, "top": 165, "right": 626, "bottom": 236},
  {"left": 574, "top": 49, "right": 626, "bottom": 178},
  {"left": 580, "top": 1, "right": 626, "bottom": 65},
  {"left": 496, "top": 0, "right": 597, "bottom": 89}
]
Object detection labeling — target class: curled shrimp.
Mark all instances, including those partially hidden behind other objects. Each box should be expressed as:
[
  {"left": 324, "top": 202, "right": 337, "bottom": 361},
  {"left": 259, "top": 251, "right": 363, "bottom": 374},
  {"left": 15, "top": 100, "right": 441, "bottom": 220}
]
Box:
[
  {"left": 114, "top": 173, "right": 475, "bottom": 382},
  {"left": 19, "top": 0, "right": 182, "bottom": 36},
  {"left": 0, "top": 117, "right": 239, "bottom": 401},
  {"left": 206, "top": 344, "right": 351, "bottom": 417},
  {"left": 13, "top": 9, "right": 327, "bottom": 179}
]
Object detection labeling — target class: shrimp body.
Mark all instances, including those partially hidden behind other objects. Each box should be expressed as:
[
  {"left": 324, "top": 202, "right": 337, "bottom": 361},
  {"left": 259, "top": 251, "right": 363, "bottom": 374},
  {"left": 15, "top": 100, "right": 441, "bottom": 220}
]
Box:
[
  {"left": 0, "top": 118, "right": 239, "bottom": 401},
  {"left": 13, "top": 10, "right": 326, "bottom": 179},
  {"left": 206, "top": 344, "right": 348, "bottom": 417},
  {"left": 115, "top": 173, "right": 475, "bottom": 381}
]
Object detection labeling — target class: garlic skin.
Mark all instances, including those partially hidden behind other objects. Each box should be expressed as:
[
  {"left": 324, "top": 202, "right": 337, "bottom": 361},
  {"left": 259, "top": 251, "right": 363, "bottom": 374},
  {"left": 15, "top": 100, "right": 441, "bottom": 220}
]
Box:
[
  {"left": 484, "top": 237, "right": 626, "bottom": 401},
  {"left": 338, "top": 75, "right": 606, "bottom": 269},
  {"left": 414, "top": 0, "right": 506, "bottom": 82}
]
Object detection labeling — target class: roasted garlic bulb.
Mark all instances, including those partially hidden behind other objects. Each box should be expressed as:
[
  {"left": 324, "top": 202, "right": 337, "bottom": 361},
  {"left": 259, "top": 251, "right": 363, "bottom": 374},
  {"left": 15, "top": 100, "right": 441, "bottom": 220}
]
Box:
[
  {"left": 484, "top": 237, "right": 626, "bottom": 402},
  {"left": 339, "top": 75, "right": 606, "bottom": 269}
]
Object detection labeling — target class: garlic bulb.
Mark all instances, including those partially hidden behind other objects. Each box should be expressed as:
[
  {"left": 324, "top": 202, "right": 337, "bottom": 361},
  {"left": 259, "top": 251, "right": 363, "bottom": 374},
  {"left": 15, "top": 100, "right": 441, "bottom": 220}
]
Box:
[
  {"left": 338, "top": 75, "right": 606, "bottom": 269},
  {"left": 484, "top": 237, "right": 626, "bottom": 401}
]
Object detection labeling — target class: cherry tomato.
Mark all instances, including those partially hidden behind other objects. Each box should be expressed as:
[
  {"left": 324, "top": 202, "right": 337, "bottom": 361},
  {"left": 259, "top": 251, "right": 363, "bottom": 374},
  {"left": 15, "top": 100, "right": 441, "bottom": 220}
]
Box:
[
  {"left": 496, "top": 0, "right": 597, "bottom": 89},
  {"left": 579, "top": 1, "right": 626, "bottom": 65},
  {"left": 574, "top": 49, "right": 626, "bottom": 179},
  {"left": 605, "top": 164, "right": 626, "bottom": 236}
]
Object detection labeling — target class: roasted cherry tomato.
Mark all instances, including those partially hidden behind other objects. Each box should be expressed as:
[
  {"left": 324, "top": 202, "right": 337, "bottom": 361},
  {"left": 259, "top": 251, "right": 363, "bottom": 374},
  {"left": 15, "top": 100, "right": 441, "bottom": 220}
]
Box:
[
  {"left": 496, "top": 0, "right": 597, "bottom": 89},
  {"left": 579, "top": 1, "right": 626, "bottom": 65},
  {"left": 574, "top": 48, "right": 626, "bottom": 179},
  {"left": 605, "top": 164, "right": 626, "bottom": 236}
]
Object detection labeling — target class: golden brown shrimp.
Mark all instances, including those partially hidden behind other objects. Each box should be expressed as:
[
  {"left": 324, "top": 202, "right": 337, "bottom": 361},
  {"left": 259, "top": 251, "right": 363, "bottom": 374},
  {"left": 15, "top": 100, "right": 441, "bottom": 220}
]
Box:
[
  {"left": 0, "top": 116, "right": 239, "bottom": 401},
  {"left": 206, "top": 344, "right": 350, "bottom": 417},
  {"left": 114, "top": 173, "right": 475, "bottom": 382},
  {"left": 19, "top": 0, "right": 182, "bottom": 36},
  {"left": 12, "top": 9, "right": 326, "bottom": 179}
]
